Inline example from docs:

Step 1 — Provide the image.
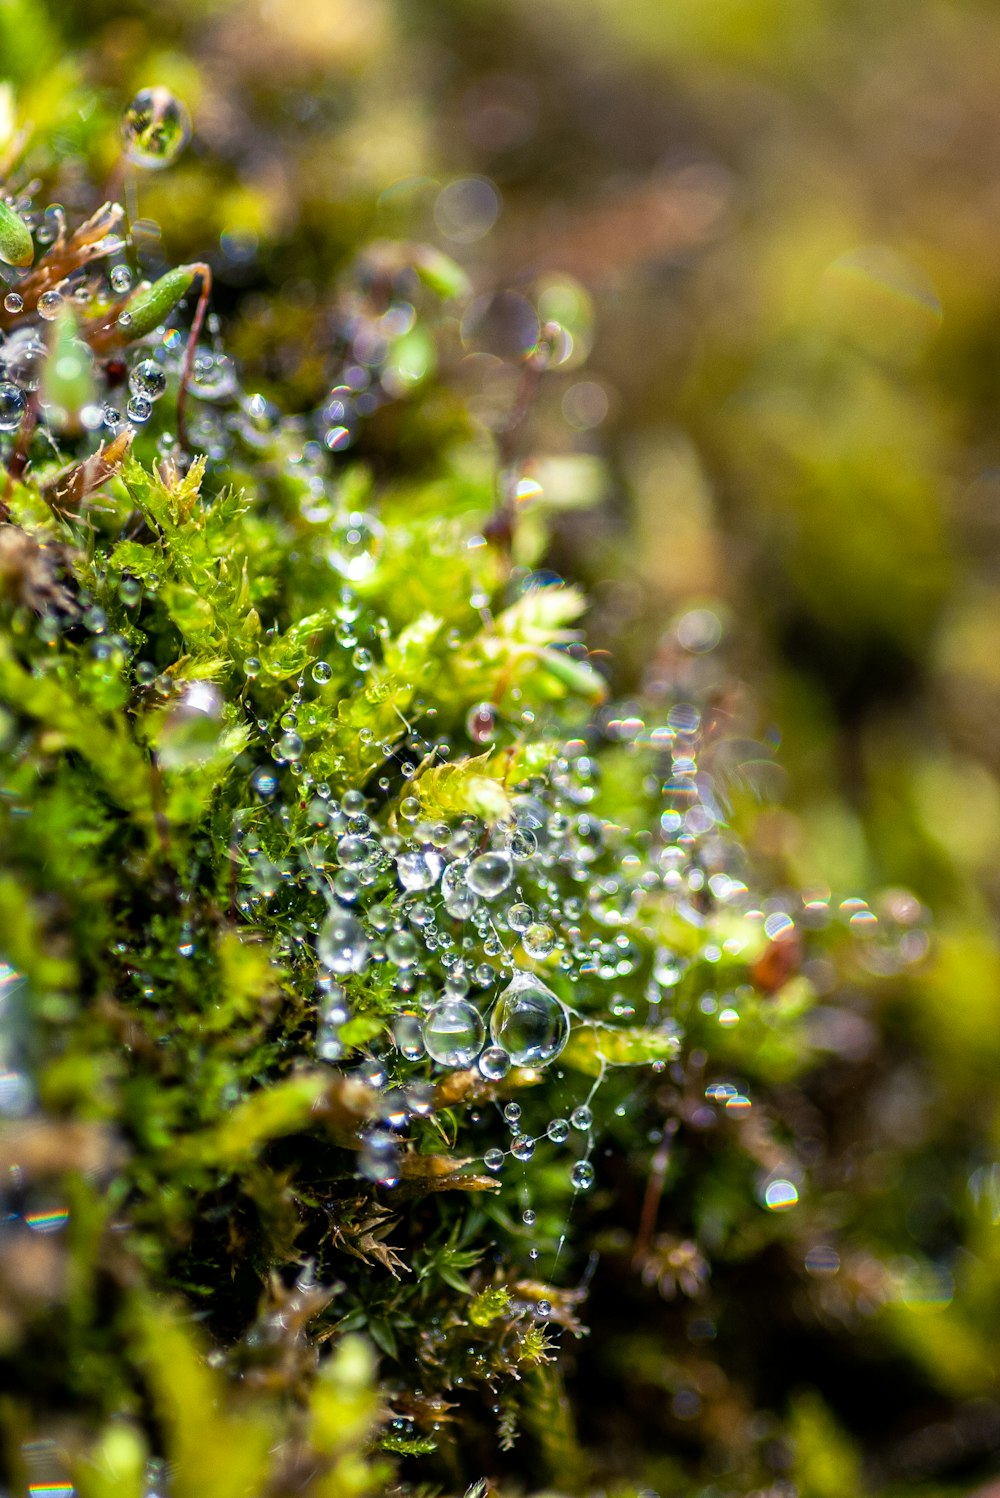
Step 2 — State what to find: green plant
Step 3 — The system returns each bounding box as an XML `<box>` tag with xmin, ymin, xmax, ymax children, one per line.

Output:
<box><xmin>0</xmin><ymin>64</ymin><xmax>963</xmax><ymax>1498</ymax></box>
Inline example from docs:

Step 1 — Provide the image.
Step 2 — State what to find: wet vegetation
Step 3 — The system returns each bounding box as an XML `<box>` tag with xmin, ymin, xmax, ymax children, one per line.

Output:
<box><xmin>2</xmin><ymin>2</ymin><xmax>1000</xmax><ymax>1496</ymax></box>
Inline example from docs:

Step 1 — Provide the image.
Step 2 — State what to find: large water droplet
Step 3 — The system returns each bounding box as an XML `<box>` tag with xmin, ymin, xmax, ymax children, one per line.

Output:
<box><xmin>156</xmin><ymin>682</ymin><xmax>223</xmax><ymax>769</ymax></box>
<box><xmin>122</xmin><ymin>87</ymin><xmax>192</xmax><ymax>169</ymax></box>
<box><xmin>327</xmin><ymin>511</ymin><xmax>384</xmax><ymax>581</ymax></box>
<box><xmin>466</xmin><ymin>851</ymin><xmax>513</xmax><ymax>900</ymax></box>
<box><xmin>0</xmin><ymin>381</ymin><xmax>26</xmax><ymax>432</ymax></box>
<box><xmin>358</xmin><ymin>1127</ymin><xmax>399</xmax><ymax>1186</ymax></box>
<box><xmin>393</xmin><ymin>1010</ymin><xmax>425</xmax><ymax>1060</ymax></box>
<box><xmin>386</xmin><ymin>930</ymin><xmax>420</xmax><ymax>968</ymax></box>
<box><xmin>422</xmin><ymin>998</ymin><xmax>484</xmax><ymax>1067</ymax></box>
<box><xmin>317</xmin><ymin>909</ymin><xmax>370</xmax><ymax>976</ymax></box>
<box><xmin>397</xmin><ymin>848</ymin><xmax>443</xmax><ymax>892</ymax></box>
<box><xmin>489</xmin><ymin>971</ymin><xmax>569</xmax><ymax>1068</ymax></box>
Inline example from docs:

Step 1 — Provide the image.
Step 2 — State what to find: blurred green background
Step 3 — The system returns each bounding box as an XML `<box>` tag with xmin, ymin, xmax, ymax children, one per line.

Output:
<box><xmin>7</xmin><ymin>0</ymin><xmax>1000</xmax><ymax>1491</ymax></box>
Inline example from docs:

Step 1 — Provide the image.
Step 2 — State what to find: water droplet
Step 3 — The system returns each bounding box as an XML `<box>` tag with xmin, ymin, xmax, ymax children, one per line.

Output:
<box><xmin>328</xmin><ymin>511</ymin><xmax>384</xmax><ymax>581</ymax></box>
<box><xmin>490</xmin><ymin>971</ymin><xmax>569</xmax><ymax>1067</ymax></box>
<box><xmin>359</xmin><ymin>1127</ymin><xmax>399</xmax><ymax>1186</ymax></box>
<box><xmin>443</xmin><ymin>862</ymin><xmax>476</xmax><ymax>919</ymax></box>
<box><xmin>478</xmin><ymin>1045</ymin><xmax>511</xmax><ymax>1080</ymax></box>
<box><xmin>127</xmin><ymin>394</ymin><xmax>153</xmax><ymax>423</ymax></box>
<box><xmin>119</xmin><ymin>575</ymin><xmax>142</xmax><ymax>607</ymax></box>
<box><xmin>3</xmin><ymin>328</ymin><xmax>45</xmax><ymax>390</ymax></box>
<box><xmin>570</xmin><ymin>1105</ymin><xmax>592</xmax><ymax>1132</ymax></box>
<box><xmin>422</xmin><ymin>998</ymin><xmax>484</xmax><ymax>1067</ymax></box>
<box><xmin>483</xmin><ymin>1148</ymin><xmax>504</xmax><ymax>1172</ymax></box>
<box><xmin>110</xmin><ymin>265</ymin><xmax>133</xmax><ymax>294</ymax></box>
<box><xmin>311</xmin><ymin>659</ymin><xmax>332</xmax><ymax>683</ymax></box>
<box><xmin>129</xmin><ymin>358</ymin><xmax>167</xmax><ymax>400</ymax></box>
<box><xmin>3</xmin><ymin>292</ymin><xmax>23</xmax><ymax>314</ymax></box>
<box><xmin>0</xmin><ymin>381</ymin><xmax>26</xmax><ymax>431</ymax></box>
<box><xmin>466</xmin><ymin>851</ymin><xmax>513</xmax><ymax>900</ymax></box>
<box><xmin>465</xmin><ymin>701</ymin><xmax>497</xmax><ymax>744</ymax></box>
<box><xmin>317</xmin><ymin>909</ymin><xmax>370</xmax><ymax>976</ymax></box>
<box><xmin>570</xmin><ymin>1160</ymin><xmax>594</xmax><ymax>1190</ymax></box>
<box><xmin>251</xmin><ymin>766</ymin><xmax>277</xmax><ymax>798</ymax></box>
<box><xmin>386</xmin><ymin>930</ymin><xmax>420</xmax><ymax>968</ymax></box>
<box><xmin>804</xmin><ymin>1244</ymin><xmax>840</xmax><ymax>1277</ymax></box>
<box><xmin>503</xmin><ymin>1101</ymin><xmax>521</xmax><ymax>1125</ymax></box>
<box><xmin>653</xmin><ymin>950</ymin><xmax>687</xmax><ymax>988</ymax></box>
<box><xmin>547</xmin><ymin>1117</ymin><xmax>570</xmax><ymax>1143</ymax></box>
<box><xmin>393</xmin><ymin>1010</ymin><xmax>425</xmax><ymax>1060</ymax></box>
<box><xmin>522</xmin><ymin>1208</ymin><xmax>536</xmax><ymax>1226</ymax></box>
<box><xmin>244</xmin><ymin>656</ymin><xmax>261</xmax><ymax>678</ymax></box>
<box><xmin>435</xmin><ymin>177</ymin><xmax>501</xmax><ymax>244</ymax></box>
<box><xmin>510</xmin><ymin>1132</ymin><xmax>535</xmax><ymax>1161</ymax></box>
<box><xmin>763</xmin><ymin>1178</ymin><xmax>799</xmax><ymax>1211</ymax></box>
<box><xmin>522</xmin><ymin>922</ymin><xmax>555</xmax><ymax>958</ymax></box>
<box><xmin>37</xmin><ymin>289</ymin><xmax>62</xmax><ymax>320</ymax></box>
<box><xmin>397</xmin><ymin>848</ymin><xmax>443</xmax><ymax>892</ymax></box>
<box><xmin>157</xmin><ymin>681</ymin><xmax>223</xmax><ymax>768</ymax></box>
<box><xmin>277</xmin><ymin>730</ymin><xmax>304</xmax><ymax>761</ymax></box>
<box><xmin>122</xmin><ymin>87</ymin><xmax>192</xmax><ymax>169</ymax></box>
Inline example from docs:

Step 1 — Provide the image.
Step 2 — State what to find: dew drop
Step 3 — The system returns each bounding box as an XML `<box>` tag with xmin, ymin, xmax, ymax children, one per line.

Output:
<box><xmin>490</xmin><ymin>971</ymin><xmax>569</xmax><ymax>1068</ymax></box>
<box><xmin>547</xmin><ymin>1117</ymin><xmax>570</xmax><ymax>1143</ymax></box>
<box><xmin>311</xmin><ymin>659</ymin><xmax>332</xmax><ymax>684</ymax></box>
<box><xmin>503</xmin><ymin>1102</ymin><xmax>521</xmax><ymax>1125</ymax></box>
<box><xmin>277</xmin><ymin>730</ymin><xmax>304</xmax><ymax>761</ymax></box>
<box><xmin>653</xmin><ymin>950</ymin><xmax>687</xmax><ymax>988</ymax></box>
<box><xmin>763</xmin><ymin>1178</ymin><xmax>799</xmax><ymax>1211</ymax></box>
<box><xmin>37</xmin><ymin>289</ymin><xmax>62</xmax><ymax>321</ymax></box>
<box><xmin>327</xmin><ymin>511</ymin><xmax>384</xmax><ymax>581</ymax></box>
<box><xmin>3</xmin><ymin>292</ymin><xmax>23</xmax><ymax>314</ymax></box>
<box><xmin>422</xmin><ymin>998</ymin><xmax>484</xmax><ymax>1067</ymax></box>
<box><xmin>386</xmin><ymin>930</ymin><xmax>420</xmax><ymax>968</ymax></box>
<box><xmin>127</xmin><ymin>395</ymin><xmax>153</xmax><ymax>423</ymax></box>
<box><xmin>522</xmin><ymin>922</ymin><xmax>555</xmax><ymax>959</ymax></box>
<box><xmin>251</xmin><ymin>766</ymin><xmax>277</xmax><ymax>798</ymax></box>
<box><xmin>570</xmin><ymin>1160</ymin><xmax>595</xmax><ymax>1191</ymax></box>
<box><xmin>465</xmin><ymin>701</ymin><xmax>497</xmax><ymax>744</ymax></box>
<box><xmin>466</xmin><ymin>851</ymin><xmax>513</xmax><ymax>900</ymax></box>
<box><xmin>393</xmin><ymin>1010</ymin><xmax>425</xmax><ymax>1060</ymax></box>
<box><xmin>478</xmin><ymin>1045</ymin><xmax>511</xmax><ymax>1080</ymax></box>
<box><xmin>129</xmin><ymin>358</ymin><xmax>167</xmax><ymax>400</ymax></box>
<box><xmin>0</xmin><ymin>382</ymin><xmax>26</xmax><ymax>431</ymax></box>
<box><xmin>510</xmin><ymin>1132</ymin><xmax>535</xmax><ymax>1162</ymax></box>
<box><xmin>483</xmin><ymin>1148</ymin><xmax>504</xmax><ymax>1172</ymax></box>
<box><xmin>358</xmin><ymin>1127</ymin><xmax>399</xmax><ymax>1186</ymax></box>
<box><xmin>317</xmin><ymin>909</ymin><xmax>370</xmax><ymax>976</ymax></box>
<box><xmin>570</xmin><ymin>1105</ymin><xmax>592</xmax><ymax>1131</ymax></box>
<box><xmin>122</xmin><ymin>87</ymin><xmax>192</xmax><ymax>169</ymax></box>
<box><xmin>397</xmin><ymin>848</ymin><xmax>443</xmax><ymax>892</ymax></box>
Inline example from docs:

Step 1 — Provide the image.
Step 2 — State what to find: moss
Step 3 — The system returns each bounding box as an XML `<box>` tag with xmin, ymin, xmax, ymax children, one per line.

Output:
<box><xmin>0</xmin><ymin>30</ymin><xmax>993</xmax><ymax>1498</ymax></box>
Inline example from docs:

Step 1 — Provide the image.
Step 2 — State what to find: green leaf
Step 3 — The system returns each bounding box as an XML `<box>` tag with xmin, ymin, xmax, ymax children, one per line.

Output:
<box><xmin>0</xmin><ymin>197</ymin><xmax>33</xmax><ymax>266</ymax></box>
<box><xmin>121</xmin><ymin>264</ymin><xmax>198</xmax><ymax>341</ymax></box>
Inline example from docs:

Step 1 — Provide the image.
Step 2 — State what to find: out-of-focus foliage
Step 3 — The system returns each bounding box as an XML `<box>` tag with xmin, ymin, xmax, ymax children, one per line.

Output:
<box><xmin>1</xmin><ymin>1</ymin><xmax>1000</xmax><ymax>1496</ymax></box>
